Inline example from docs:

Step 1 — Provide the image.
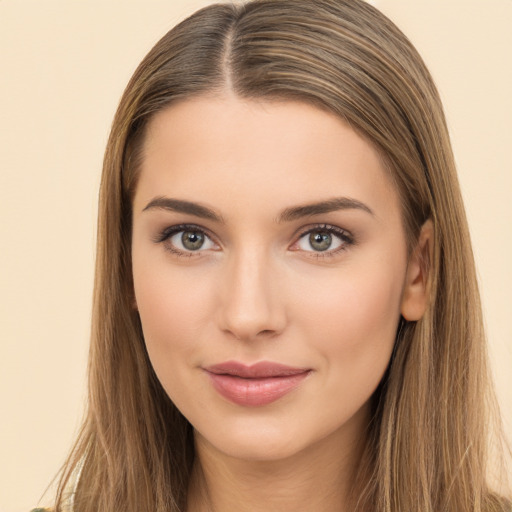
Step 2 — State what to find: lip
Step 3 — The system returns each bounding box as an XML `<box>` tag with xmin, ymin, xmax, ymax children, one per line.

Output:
<box><xmin>204</xmin><ymin>361</ymin><xmax>311</xmax><ymax>407</ymax></box>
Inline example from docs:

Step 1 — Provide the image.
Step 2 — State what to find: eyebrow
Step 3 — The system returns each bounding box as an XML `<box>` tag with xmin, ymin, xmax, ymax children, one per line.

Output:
<box><xmin>142</xmin><ymin>197</ymin><xmax>224</xmax><ymax>222</ymax></box>
<box><xmin>142</xmin><ymin>196</ymin><xmax>373</xmax><ymax>223</ymax></box>
<box><xmin>277</xmin><ymin>197</ymin><xmax>374</xmax><ymax>222</ymax></box>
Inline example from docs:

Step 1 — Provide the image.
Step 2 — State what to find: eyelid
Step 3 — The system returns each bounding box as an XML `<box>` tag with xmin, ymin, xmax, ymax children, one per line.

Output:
<box><xmin>153</xmin><ymin>223</ymin><xmax>220</xmax><ymax>256</ymax></box>
<box><xmin>153</xmin><ymin>222</ymin><xmax>354</xmax><ymax>258</ymax></box>
<box><xmin>289</xmin><ymin>223</ymin><xmax>354</xmax><ymax>255</ymax></box>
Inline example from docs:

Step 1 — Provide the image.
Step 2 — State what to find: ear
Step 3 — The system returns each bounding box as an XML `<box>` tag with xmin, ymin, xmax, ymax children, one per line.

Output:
<box><xmin>400</xmin><ymin>219</ymin><xmax>434</xmax><ymax>321</ymax></box>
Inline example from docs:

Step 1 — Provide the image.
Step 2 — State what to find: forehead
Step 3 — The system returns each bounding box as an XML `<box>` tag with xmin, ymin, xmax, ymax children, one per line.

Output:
<box><xmin>135</xmin><ymin>95</ymin><xmax>400</xmax><ymax>223</ymax></box>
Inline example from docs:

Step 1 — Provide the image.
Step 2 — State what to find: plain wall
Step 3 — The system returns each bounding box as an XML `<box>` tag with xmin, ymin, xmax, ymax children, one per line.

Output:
<box><xmin>1</xmin><ymin>1</ymin><xmax>510</xmax><ymax>510</ymax></box>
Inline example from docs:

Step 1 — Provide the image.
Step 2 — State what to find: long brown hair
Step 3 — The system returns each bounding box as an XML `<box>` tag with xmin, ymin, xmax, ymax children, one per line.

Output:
<box><xmin>54</xmin><ymin>1</ymin><xmax>510</xmax><ymax>510</ymax></box>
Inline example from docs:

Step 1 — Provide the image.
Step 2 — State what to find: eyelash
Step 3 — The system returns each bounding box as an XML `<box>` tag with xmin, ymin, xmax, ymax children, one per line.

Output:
<box><xmin>153</xmin><ymin>223</ymin><xmax>354</xmax><ymax>259</ymax></box>
<box><xmin>153</xmin><ymin>223</ymin><xmax>218</xmax><ymax>258</ymax></box>
<box><xmin>293</xmin><ymin>224</ymin><xmax>354</xmax><ymax>259</ymax></box>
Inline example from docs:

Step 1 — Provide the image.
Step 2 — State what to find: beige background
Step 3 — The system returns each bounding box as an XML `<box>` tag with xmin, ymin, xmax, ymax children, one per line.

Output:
<box><xmin>1</xmin><ymin>1</ymin><xmax>510</xmax><ymax>510</ymax></box>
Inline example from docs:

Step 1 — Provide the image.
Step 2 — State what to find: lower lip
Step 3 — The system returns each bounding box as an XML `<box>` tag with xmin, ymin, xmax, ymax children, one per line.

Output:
<box><xmin>206</xmin><ymin>371</ymin><xmax>310</xmax><ymax>407</ymax></box>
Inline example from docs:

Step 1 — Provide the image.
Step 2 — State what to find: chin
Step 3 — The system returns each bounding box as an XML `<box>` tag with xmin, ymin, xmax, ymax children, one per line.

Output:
<box><xmin>197</xmin><ymin>424</ymin><xmax>311</xmax><ymax>462</ymax></box>
<box><xmin>193</xmin><ymin>403</ymin><xmax>367</xmax><ymax>464</ymax></box>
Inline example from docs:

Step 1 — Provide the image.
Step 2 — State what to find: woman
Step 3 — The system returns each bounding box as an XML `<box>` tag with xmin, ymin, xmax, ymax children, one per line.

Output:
<box><xmin>46</xmin><ymin>0</ymin><xmax>510</xmax><ymax>510</ymax></box>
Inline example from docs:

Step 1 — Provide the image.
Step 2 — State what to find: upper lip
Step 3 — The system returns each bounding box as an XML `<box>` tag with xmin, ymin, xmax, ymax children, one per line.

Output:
<box><xmin>204</xmin><ymin>360</ymin><xmax>310</xmax><ymax>378</ymax></box>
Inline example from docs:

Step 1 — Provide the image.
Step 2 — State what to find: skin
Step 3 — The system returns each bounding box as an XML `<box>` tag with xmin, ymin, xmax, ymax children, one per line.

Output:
<box><xmin>131</xmin><ymin>95</ymin><xmax>431</xmax><ymax>511</ymax></box>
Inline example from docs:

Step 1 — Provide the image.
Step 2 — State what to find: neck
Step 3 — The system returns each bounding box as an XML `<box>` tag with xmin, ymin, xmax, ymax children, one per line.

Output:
<box><xmin>187</xmin><ymin>406</ymin><xmax>369</xmax><ymax>512</ymax></box>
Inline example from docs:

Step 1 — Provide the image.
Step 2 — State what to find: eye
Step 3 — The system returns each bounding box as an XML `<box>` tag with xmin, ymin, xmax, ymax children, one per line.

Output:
<box><xmin>293</xmin><ymin>225</ymin><xmax>353</xmax><ymax>254</ymax></box>
<box><xmin>170</xmin><ymin>230</ymin><xmax>215</xmax><ymax>251</ymax></box>
<box><xmin>155</xmin><ymin>224</ymin><xmax>218</xmax><ymax>255</ymax></box>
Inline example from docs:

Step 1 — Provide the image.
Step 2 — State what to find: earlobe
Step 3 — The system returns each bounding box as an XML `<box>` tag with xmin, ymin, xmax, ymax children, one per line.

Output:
<box><xmin>400</xmin><ymin>219</ymin><xmax>434</xmax><ymax>321</ymax></box>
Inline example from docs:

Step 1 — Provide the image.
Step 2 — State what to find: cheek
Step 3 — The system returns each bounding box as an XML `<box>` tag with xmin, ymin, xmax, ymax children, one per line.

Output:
<box><xmin>316</xmin><ymin>276</ymin><xmax>401</xmax><ymax>348</ymax></box>
<box><xmin>132</xmin><ymin>262</ymin><xmax>215</xmax><ymax>377</ymax></box>
<box><xmin>293</xmin><ymin>258</ymin><xmax>404</xmax><ymax>395</ymax></box>
<box><xmin>297</xmin><ymin>256</ymin><xmax>402</xmax><ymax>330</ymax></box>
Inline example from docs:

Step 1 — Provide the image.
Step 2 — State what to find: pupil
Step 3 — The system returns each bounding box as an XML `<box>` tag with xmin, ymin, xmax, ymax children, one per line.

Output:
<box><xmin>182</xmin><ymin>231</ymin><xmax>204</xmax><ymax>250</ymax></box>
<box><xmin>309</xmin><ymin>232</ymin><xmax>331</xmax><ymax>251</ymax></box>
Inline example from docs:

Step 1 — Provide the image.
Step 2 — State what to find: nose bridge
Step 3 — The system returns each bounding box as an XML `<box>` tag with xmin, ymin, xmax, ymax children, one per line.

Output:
<box><xmin>218</xmin><ymin>243</ymin><xmax>284</xmax><ymax>341</ymax></box>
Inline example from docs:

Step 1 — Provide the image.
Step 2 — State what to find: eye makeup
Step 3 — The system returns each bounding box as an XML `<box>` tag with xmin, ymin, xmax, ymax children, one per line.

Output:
<box><xmin>291</xmin><ymin>224</ymin><xmax>354</xmax><ymax>258</ymax></box>
<box><xmin>152</xmin><ymin>223</ymin><xmax>219</xmax><ymax>257</ymax></box>
<box><xmin>152</xmin><ymin>222</ymin><xmax>355</xmax><ymax>260</ymax></box>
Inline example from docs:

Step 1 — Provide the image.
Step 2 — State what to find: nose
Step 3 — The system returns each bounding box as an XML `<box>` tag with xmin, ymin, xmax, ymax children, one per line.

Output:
<box><xmin>217</xmin><ymin>248</ymin><xmax>287</xmax><ymax>342</ymax></box>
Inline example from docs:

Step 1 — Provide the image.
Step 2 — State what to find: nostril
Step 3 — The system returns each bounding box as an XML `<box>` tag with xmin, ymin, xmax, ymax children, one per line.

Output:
<box><xmin>226</xmin><ymin>328</ymin><xmax>278</xmax><ymax>341</ymax></box>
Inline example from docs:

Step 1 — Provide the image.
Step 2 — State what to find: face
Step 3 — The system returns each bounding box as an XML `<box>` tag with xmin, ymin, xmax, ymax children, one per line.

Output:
<box><xmin>131</xmin><ymin>96</ymin><xmax>422</xmax><ymax>463</ymax></box>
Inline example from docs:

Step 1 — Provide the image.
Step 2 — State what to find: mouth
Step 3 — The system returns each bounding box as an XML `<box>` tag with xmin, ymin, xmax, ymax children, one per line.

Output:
<box><xmin>203</xmin><ymin>361</ymin><xmax>312</xmax><ymax>407</ymax></box>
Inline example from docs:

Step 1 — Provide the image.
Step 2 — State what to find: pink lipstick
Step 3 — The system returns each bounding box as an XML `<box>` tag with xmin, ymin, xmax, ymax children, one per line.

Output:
<box><xmin>204</xmin><ymin>361</ymin><xmax>311</xmax><ymax>407</ymax></box>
